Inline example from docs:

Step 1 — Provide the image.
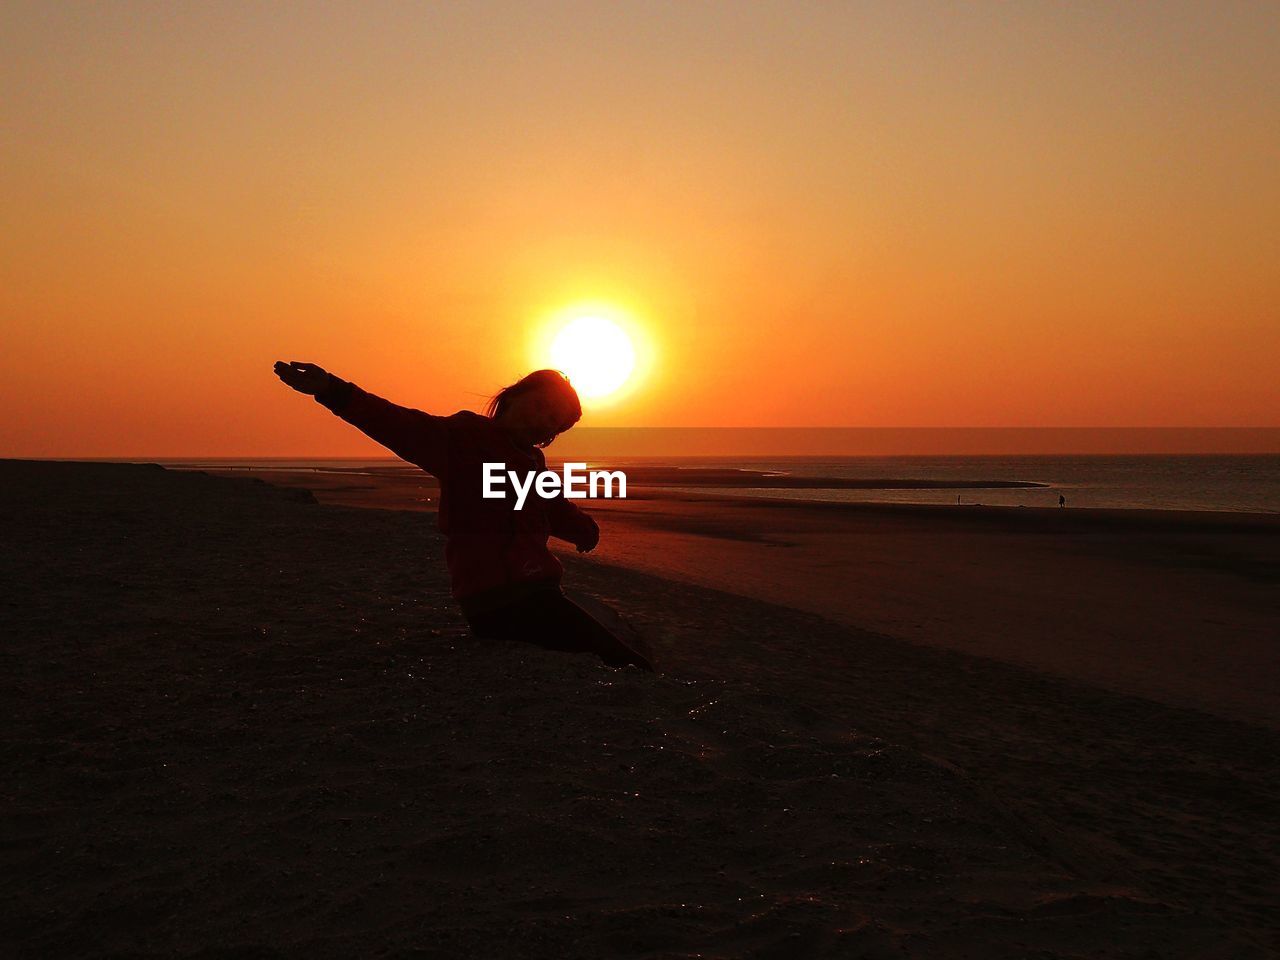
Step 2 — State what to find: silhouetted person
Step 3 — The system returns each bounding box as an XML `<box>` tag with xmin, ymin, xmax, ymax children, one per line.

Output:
<box><xmin>273</xmin><ymin>360</ymin><xmax>653</xmax><ymax>671</ymax></box>
<box><xmin>1059</xmin><ymin>494</ymin><xmax>1066</xmax><ymax>508</ymax></box>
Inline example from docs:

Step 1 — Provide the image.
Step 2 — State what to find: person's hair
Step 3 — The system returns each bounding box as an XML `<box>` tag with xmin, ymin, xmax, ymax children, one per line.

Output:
<box><xmin>485</xmin><ymin>369</ymin><xmax>582</xmax><ymax>447</ymax></box>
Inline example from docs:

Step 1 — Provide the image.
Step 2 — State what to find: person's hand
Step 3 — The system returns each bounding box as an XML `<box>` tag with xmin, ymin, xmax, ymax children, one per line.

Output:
<box><xmin>576</xmin><ymin>515</ymin><xmax>600</xmax><ymax>553</ymax></box>
<box><xmin>274</xmin><ymin>360</ymin><xmax>331</xmax><ymax>396</ymax></box>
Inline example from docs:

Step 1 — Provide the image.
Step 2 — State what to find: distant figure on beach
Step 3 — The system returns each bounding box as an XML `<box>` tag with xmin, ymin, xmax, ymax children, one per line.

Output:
<box><xmin>1059</xmin><ymin>494</ymin><xmax>1066</xmax><ymax>508</ymax></box>
<box><xmin>273</xmin><ymin>360</ymin><xmax>654</xmax><ymax>671</ymax></box>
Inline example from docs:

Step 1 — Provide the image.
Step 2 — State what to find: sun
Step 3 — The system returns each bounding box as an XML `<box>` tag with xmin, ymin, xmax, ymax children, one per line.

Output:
<box><xmin>548</xmin><ymin>315</ymin><xmax>636</xmax><ymax>400</ymax></box>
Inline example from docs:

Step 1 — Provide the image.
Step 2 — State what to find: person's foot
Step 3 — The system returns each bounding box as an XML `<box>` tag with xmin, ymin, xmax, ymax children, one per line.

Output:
<box><xmin>602</xmin><ymin>644</ymin><xmax>655</xmax><ymax>672</ymax></box>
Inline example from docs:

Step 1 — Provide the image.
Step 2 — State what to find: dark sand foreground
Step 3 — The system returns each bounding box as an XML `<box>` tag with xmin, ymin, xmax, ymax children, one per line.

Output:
<box><xmin>3</xmin><ymin>460</ymin><xmax>1278</xmax><ymax>957</ymax></box>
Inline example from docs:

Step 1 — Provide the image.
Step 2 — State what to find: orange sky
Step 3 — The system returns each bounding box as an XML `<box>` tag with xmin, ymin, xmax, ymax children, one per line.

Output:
<box><xmin>2</xmin><ymin>2</ymin><xmax>1277</xmax><ymax>457</ymax></box>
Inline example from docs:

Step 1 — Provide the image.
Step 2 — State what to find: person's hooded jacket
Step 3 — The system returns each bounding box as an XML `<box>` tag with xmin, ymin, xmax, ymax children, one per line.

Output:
<box><xmin>315</xmin><ymin>377</ymin><xmax>599</xmax><ymax>618</ymax></box>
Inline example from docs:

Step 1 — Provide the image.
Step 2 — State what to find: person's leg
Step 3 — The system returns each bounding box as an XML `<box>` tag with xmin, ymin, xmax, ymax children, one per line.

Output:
<box><xmin>467</xmin><ymin>587</ymin><xmax>654</xmax><ymax>671</ymax></box>
<box><xmin>524</xmin><ymin>589</ymin><xmax>655</xmax><ymax>671</ymax></box>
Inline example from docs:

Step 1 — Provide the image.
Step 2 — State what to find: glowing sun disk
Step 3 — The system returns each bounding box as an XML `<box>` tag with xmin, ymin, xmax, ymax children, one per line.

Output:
<box><xmin>549</xmin><ymin>316</ymin><xmax>636</xmax><ymax>399</ymax></box>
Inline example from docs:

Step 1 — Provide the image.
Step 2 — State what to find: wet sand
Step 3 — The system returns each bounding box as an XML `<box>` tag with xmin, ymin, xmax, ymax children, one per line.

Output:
<box><xmin>3</xmin><ymin>460</ymin><xmax>1277</xmax><ymax>957</ymax></box>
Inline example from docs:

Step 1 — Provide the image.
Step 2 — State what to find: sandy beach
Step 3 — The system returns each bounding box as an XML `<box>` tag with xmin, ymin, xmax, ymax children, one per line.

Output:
<box><xmin>3</xmin><ymin>460</ymin><xmax>1277</xmax><ymax>957</ymax></box>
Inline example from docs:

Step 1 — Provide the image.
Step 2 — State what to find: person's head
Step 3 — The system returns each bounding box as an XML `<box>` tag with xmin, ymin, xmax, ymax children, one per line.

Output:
<box><xmin>486</xmin><ymin>369</ymin><xmax>582</xmax><ymax>448</ymax></box>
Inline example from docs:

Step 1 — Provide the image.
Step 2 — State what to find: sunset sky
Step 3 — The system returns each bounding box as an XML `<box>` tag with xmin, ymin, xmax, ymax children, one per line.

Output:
<box><xmin>2</xmin><ymin>1</ymin><xmax>1277</xmax><ymax>457</ymax></box>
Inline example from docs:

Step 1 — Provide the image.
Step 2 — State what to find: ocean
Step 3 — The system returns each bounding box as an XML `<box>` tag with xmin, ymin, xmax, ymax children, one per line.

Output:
<box><xmin>638</xmin><ymin>455</ymin><xmax>1280</xmax><ymax>513</ymax></box>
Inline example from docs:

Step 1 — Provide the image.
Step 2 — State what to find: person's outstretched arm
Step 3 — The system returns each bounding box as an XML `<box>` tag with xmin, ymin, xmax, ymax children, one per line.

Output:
<box><xmin>273</xmin><ymin>360</ymin><xmax>449</xmax><ymax>476</ymax></box>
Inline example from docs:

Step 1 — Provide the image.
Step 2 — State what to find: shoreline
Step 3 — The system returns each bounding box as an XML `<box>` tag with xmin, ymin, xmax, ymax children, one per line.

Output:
<box><xmin>24</xmin><ymin>455</ymin><xmax>1280</xmax><ymax>517</ymax></box>
<box><xmin>622</xmin><ymin>488</ymin><xmax>1280</xmax><ymax>529</ymax></box>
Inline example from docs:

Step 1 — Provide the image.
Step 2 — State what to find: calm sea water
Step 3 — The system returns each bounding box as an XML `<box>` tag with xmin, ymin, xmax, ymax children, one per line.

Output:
<box><xmin>160</xmin><ymin>455</ymin><xmax>1280</xmax><ymax>514</ymax></box>
<box><xmin>642</xmin><ymin>455</ymin><xmax>1280</xmax><ymax>513</ymax></box>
